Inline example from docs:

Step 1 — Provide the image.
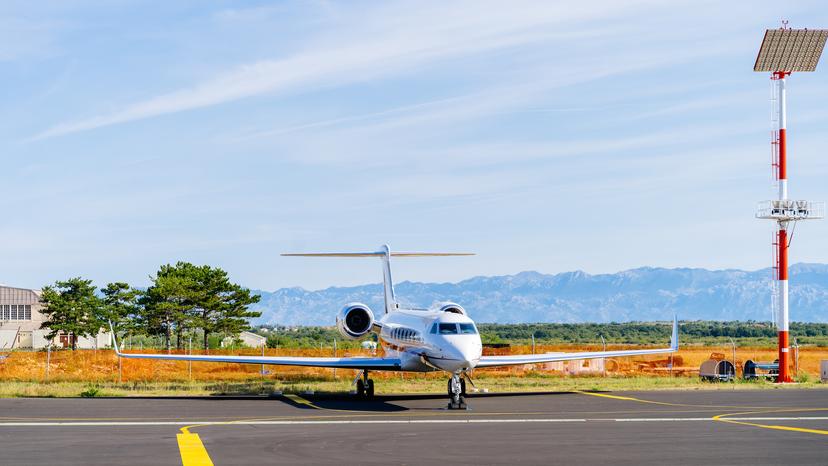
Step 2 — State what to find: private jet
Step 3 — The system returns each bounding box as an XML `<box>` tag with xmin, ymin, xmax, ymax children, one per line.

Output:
<box><xmin>110</xmin><ymin>245</ymin><xmax>678</xmax><ymax>409</ymax></box>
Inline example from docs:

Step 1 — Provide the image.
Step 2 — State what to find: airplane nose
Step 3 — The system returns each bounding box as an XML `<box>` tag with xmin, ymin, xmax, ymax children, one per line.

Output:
<box><xmin>456</xmin><ymin>346</ymin><xmax>481</xmax><ymax>369</ymax></box>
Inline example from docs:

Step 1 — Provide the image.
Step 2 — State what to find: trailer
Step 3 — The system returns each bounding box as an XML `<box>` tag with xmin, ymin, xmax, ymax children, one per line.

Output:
<box><xmin>743</xmin><ymin>360</ymin><xmax>779</xmax><ymax>380</ymax></box>
<box><xmin>699</xmin><ymin>359</ymin><xmax>735</xmax><ymax>382</ymax></box>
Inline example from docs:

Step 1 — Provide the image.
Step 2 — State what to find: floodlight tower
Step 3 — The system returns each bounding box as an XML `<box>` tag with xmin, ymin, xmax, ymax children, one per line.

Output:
<box><xmin>754</xmin><ymin>26</ymin><xmax>828</xmax><ymax>383</ymax></box>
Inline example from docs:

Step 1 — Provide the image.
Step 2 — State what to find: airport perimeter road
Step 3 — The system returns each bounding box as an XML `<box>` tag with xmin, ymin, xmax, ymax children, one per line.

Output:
<box><xmin>0</xmin><ymin>390</ymin><xmax>826</xmax><ymax>465</ymax></box>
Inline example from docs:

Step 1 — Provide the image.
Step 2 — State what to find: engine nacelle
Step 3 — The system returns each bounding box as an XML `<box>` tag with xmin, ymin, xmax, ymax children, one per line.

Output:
<box><xmin>437</xmin><ymin>302</ymin><xmax>467</xmax><ymax>316</ymax></box>
<box><xmin>336</xmin><ymin>303</ymin><xmax>375</xmax><ymax>340</ymax></box>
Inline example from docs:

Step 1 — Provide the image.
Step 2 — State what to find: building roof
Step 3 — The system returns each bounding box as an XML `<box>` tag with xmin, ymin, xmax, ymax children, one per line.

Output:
<box><xmin>239</xmin><ymin>331</ymin><xmax>266</xmax><ymax>341</ymax></box>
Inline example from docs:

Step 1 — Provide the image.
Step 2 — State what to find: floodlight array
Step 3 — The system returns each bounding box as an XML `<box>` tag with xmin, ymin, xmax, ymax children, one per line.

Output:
<box><xmin>754</xmin><ymin>28</ymin><xmax>828</xmax><ymax>72</ymax></box>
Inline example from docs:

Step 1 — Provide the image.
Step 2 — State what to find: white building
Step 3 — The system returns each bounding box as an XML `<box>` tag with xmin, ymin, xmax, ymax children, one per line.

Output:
<box><xmin>0</xmin><ymin>285</ymin><xmax>111</xmax><ymax>349</ymax></box>
<box><xmin>222</xmin><ymin>331</ymin><xmax>266</xmax><ymax>348</ymax></box>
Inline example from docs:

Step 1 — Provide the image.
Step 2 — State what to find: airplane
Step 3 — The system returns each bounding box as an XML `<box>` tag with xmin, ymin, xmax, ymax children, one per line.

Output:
<box><xmin>110</xmin><ymin>245</ymin><xmax>679</xmax><ymax>409</ymax></box>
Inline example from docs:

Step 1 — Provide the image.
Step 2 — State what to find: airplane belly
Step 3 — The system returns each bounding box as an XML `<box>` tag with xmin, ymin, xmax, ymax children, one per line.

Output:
<box><xmin>400</xmin><ymin>352</ymin><xmax>437</xmax><ymax>372</ymax></box>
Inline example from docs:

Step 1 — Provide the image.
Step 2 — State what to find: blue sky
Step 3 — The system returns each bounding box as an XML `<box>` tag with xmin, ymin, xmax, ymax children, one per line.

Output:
<box><xmin>2</xmin><ymin>1</ymin><xmax>828</xmax><ymax>291</ymax></box>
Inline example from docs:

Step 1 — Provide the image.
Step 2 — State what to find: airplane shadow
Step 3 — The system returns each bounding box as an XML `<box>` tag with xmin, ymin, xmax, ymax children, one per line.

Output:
<box><xmin>290</xmin><ymin>390</ymin><xmax>579</xmax><ymax>412</ymax></box>
<box><xmin>80</xmin><ymin>390</ymin><xmax>583</xmax><ymax>413</ymax></box>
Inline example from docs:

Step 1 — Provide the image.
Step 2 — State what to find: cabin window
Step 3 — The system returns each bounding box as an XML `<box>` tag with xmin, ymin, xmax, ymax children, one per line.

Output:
<box><xmin>459</xmin><ymin>323</ymin><xmax>477</xmax><ymax>335</ymax></box>
<box><xmin>438</xmin><ymin>323</ymin><xmax>458</xmax><ymax>335</ymax></box>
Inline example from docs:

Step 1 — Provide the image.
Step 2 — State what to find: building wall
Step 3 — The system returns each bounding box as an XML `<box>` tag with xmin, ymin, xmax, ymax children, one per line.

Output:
<box><xmin>0</xmin><ymin>286</ymin><xmax>46</xmax><ymax>348</ymax></box>
<box><xmin>222</xmin><ymin>331</ymin><xmax>266</xmax><ymax>348</ymax></box>
<box><xmin>0</xmin><ymin>285</ymin><xmax>110</xmax><ymax>349</ymax></box>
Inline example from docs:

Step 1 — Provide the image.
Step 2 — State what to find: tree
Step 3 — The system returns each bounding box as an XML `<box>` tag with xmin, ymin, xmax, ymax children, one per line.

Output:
<box><xmin>213</xmin><ymin>284</ymin><xmax>261</xmax><ymax>342</ymax></box>
<box><xmin>188</xmin><ymin>265</ymin><xmax>261</xmax><ymax>351</ymax></box>
<box><xmin>139</xmin><ymin>262</ymin><xmax>261</xmax><ymax>353</ymax></box>
<box><xmin>101</xmin><ymin>282</ymin><xmax>143</xmax><ymax>341</ymax></box>
<box><xmin>140</xmin><ymin>264</ymin><xmax>195</xmax><ymax>353</ymax></box>
<box><xmin>39</xmin><ymin>278</ymin><xmax>104</xmax><ymax>350</ymax></box>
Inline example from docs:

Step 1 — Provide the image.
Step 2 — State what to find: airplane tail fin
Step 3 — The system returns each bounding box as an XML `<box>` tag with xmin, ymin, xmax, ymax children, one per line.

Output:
<box><xmin>282</xmin><ymin>245</ymin><xmax>474</xmax><ymax>314</ymax></box>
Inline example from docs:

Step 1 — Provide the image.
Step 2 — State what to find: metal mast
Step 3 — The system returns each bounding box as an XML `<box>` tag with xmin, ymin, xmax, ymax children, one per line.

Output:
<box><xmin>754</xmin><ymin>25</ymin><xmax>827</xmax><ymax>383</ymax></box>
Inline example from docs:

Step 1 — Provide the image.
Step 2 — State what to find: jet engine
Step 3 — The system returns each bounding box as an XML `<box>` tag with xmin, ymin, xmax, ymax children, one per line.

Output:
<box><xmin>336</xmin><ymin>303</ymin><xmax>375</xmax><ymax>339</ymax></box>
<box><xmin>437</xmin><ymin>302</ymin><xmax>467</xmax><ymax>316</ymax></box>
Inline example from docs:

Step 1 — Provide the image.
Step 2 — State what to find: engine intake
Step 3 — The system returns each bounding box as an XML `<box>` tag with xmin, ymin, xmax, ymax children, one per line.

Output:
<box><xmin>337</xmin><ymin>303</ymin><xmax>375</xmax><ymax>339</ymax></box>
<box><xmin>438</xmin><ymin>302</ymin><xmax>467</xmax><ymax>316</ymax></box>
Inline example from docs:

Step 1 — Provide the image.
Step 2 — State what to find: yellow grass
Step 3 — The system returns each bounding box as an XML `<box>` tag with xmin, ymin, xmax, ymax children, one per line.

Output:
<box><xmin>0</xmin><ymin>344</ymin><xmax>824</xmax><ymax>397</ymax></box>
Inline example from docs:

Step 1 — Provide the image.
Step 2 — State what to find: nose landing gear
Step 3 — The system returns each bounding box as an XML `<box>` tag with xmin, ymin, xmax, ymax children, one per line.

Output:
<box><xmin>447</xmin><ymin>373</ymin><xmax>468</xmax><ymax>410</ymax></box>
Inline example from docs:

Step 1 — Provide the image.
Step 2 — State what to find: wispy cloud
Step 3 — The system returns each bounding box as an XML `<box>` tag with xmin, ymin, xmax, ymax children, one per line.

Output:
<box><xmin>32</xmin><ymin>0</ymin><xmax>663</xmax><ymax>140</ymax></box>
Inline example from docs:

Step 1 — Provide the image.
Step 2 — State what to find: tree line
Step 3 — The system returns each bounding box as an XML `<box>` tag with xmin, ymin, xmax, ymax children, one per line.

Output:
<box><xmin>476</xmin><ymin>320</ymin><xmax>828</xmax><ymax>345</ymax></box>
<box><xmin>40</xmin><ymin>262</ymin><xmax>261</xmax><ymax>351</ymax></box>
<box><xmin>249</xmin><ymin>321</ymin><xmax>828</xmax><ymax>349</ymax></box>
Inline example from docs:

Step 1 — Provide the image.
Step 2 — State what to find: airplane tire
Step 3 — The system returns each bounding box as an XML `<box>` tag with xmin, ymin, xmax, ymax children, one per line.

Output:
<box><xmin>366</xmin><ymin>379</ymin><xmax>375</xmax><ymax>398</ymax></box>
<box><xmin>356</xmin><ymin>379</ymin><xmax>366</xmax><ymax>397</ymax></box>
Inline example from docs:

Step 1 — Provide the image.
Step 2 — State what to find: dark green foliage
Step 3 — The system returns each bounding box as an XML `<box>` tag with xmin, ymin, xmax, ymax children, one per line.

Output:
<box><xmin>101</xmin><ymin>282</ymin><xmax>142</xmax><ymax>335</ymax></box>
<box><xmin>43</xmin><ymin>264</ymin><xmax>261</xmax><ymax>351</ymax></box>
<box><xmin>80</xmin><ymin>386</ymin><xmax>101</xmax><ymax>397</ymax></box>
<box><xmin>477</xmin><ymin>321</ymin><xmax>828</xmax><ymax>345</ymax></box>
<box><xmin>137</xmin><ymin>262</ymin><xmax>262</xmax><ymax>351</ymax></box>
<box><xmin>39</xmin><ymin>278</ymin><xmax>105</xmax><ymax>350</ymax></box>
<box><xmin>252</xmin><ymin>321</ymin><xmax>828</xmax><ymax>348</ymax></box>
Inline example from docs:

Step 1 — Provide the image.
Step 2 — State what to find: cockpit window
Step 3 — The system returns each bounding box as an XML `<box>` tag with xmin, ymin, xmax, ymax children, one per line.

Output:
<box><xmin>430</xmin><ymin>323</ymin><xmax>438</xmax><ymax>334</ymax></box>
<box><xmin>459</xmin><ymin>323</ymin><xmax>477</xmax><ymax>335</ymax></box>
<box><xmin>438</xmin><ymin>323</ymin><xmax>458</xmax><ymax>335</ymax></box>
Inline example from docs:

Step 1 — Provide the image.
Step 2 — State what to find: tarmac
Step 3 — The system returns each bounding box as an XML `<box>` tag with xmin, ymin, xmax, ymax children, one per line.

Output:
<box><xmin>0</xmin><ymin>389</ymin><xmax>826</xmax><ymax>465</ymax></box>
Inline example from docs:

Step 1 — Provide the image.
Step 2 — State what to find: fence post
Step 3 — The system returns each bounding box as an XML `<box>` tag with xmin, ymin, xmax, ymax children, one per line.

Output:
<box><xmin>45</xmin><ymin>342</ymin><xmax>51</xmax><ymax>381</ymax></box>
<box><xmin>793</xmin><ymin>337</ymin><xmax>799</xmax><ymax>378</ymax></box>
<box><xmin>600</xmin><ymin>335</ymin><xmax>607</xmax><ymax>376</ymax></box>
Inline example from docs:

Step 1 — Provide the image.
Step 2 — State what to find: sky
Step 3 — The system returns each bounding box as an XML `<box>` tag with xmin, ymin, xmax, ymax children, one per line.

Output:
<box><xmin>2</xmin><ymin>1</ymin><xmax>828</xmax><ymax>291</ymax></box>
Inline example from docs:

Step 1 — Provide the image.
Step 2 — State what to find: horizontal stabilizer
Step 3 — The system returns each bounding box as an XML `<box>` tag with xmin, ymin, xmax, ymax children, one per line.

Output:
<box><xmin>282</xmin><ymin>252</ymin><xmax>474</xmax><ymax>257</ymax></box>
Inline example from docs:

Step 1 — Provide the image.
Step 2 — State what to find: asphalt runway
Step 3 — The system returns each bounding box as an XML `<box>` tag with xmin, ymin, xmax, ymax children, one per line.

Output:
<box><xmin>0</xmin><ymin>389</ymin><xmax>826</xmax><ymax>465</ymax></box>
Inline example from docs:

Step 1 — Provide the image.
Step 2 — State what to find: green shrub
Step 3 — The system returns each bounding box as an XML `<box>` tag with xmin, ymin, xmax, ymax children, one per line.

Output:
<box><xmin>80</xmin><ymin>386</ymin><xmax>101</xmax><ymax>397</ymax></box>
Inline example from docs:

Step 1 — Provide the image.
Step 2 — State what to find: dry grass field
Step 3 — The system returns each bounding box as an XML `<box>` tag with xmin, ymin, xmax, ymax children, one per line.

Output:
<box><xmin>0</xmin><ymin>344</ymin><xmax>824</xmax><ymax>397</ymax></box>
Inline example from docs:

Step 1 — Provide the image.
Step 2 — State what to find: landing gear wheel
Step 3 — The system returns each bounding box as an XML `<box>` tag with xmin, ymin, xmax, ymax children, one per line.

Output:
<box><xmin>447</xmin><ymin>374</ymin><xmax>468</xmax><ymax>410</ymax></box>
<box><xmin>356</xmin><ymin>379</ymin><xmax>366</xmax><ymax>397</ymax></box>
<box><xmin>460</xmin><ymin>377</ymin><xmax>467</xmax><ymax>397</ymax></box>
<box><xmin>366</xmin><ymin>379</ymin><xmax>375</xmax><ymax>398</ymax></box>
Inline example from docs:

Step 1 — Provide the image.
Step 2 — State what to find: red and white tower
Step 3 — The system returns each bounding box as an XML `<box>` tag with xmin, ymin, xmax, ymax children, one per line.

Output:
<box><xmin>754</xmin><ymin>26</ymin><xmax>827</xmax><ymax>383</ymax></box>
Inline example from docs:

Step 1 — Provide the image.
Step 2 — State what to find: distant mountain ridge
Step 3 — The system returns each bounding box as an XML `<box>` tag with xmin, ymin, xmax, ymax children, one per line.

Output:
<box><xmin>249</xmin><ymin>263</ymin><xmax>828</xmax><ymax>326</ymax></box>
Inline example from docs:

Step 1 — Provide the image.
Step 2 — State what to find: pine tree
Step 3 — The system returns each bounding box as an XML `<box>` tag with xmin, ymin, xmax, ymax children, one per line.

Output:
<box><xmin>39</xmin><ymin>278</ymin><xmax>104</xmax><ymax>350</ymax></box>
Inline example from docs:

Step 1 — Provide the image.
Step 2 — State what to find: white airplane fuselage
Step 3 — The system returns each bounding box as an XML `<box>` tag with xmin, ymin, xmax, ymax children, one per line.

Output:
<box><xmin>376</xmin><ymin>308</ymin><xmax>483</xmax><ymax>374</ymax></box>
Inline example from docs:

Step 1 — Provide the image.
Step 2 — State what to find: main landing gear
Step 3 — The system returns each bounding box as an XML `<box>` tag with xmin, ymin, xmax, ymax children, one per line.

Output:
<box><xmin>447</xmin><ymin>373</ymin><xmax>468</xmax><ymax>410</ymax></box>
<box><xmin>354</xmin><ymin>370</ymin><xmax>375</xmax><ymax>399</ymax></box>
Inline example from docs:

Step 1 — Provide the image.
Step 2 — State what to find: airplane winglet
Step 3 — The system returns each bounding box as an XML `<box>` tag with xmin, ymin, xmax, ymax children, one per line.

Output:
<box><xmin>108</xmin><ymin>320</ymin><xmax>122</xmax><ymax>356</ymax></box>
<box><xmin>670</xmin><ymin>315</ymin><xmax>679</xmax><ymax>351</ymax></box>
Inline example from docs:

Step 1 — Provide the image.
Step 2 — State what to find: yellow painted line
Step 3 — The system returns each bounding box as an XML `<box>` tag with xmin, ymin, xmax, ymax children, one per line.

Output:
<box><xmin>176</xmin><ymin>432</ymin><xmax>214</xmax><ymax>466</ymax></box>
<box><xmin>574</xmin><ymin>391</ymin><xmax>687</xmax><ymax>407</ymax></box>
<box><xmin>284</xmin><ymin>394</ymin><xmax>322</xmax><ymax>409</ymax></box>
<box><xmin>713</xmin><ymin>408</ymin><xmax>828</xmax><ymax>437</ymax></box>
<box><xmin>576</xmin><ymin>390</ymin><xmax>828</xmax><ymax>437</ymax></box>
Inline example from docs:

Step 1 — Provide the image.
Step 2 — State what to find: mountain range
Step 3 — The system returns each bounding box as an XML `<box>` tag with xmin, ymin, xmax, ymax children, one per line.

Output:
<box><xmin>249</xmin><ymin>263</ymin><xmax>828</xmax><ymax>326</ymax></box>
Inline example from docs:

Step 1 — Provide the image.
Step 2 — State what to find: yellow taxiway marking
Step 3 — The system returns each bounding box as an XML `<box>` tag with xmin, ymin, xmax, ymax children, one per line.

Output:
<box><xmin>176</xmin><ymin>431</ymin><xmax>214</xmax><ymax>466</ymax></box>
<box><xmin>713</xmin><ymin>408</ymin><xmax>828</xmax><ymax>437</ymax></box>
<box><xmin>574</xmin><ymin>391</ymin><xmax>685</xmax><ymax>406</ymax></box>
<box><xmin>284</xmin><ymin>394</ymin><xmax>322</xmax><ymax>409</ymax></box>
<box><xmin>576</xmin><ymin>391</ymin><xmax>828</xmax><ymax>437</ymax></box>
<box><xmin>174</xmin><ymin>396</ymin><xmax>329</xmax><ymax>466</ymax></box>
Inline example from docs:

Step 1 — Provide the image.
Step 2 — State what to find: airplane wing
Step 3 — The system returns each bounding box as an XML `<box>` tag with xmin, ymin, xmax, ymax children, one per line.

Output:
<box><xmin>109</xmin><ymin>324</ymin><xmax>401</xmax><ymax>371</ymax></box>
<box><xmin>476</xmin><ymin>316</ymin><xmax>679</xmax><ymax>369</ymax></box>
